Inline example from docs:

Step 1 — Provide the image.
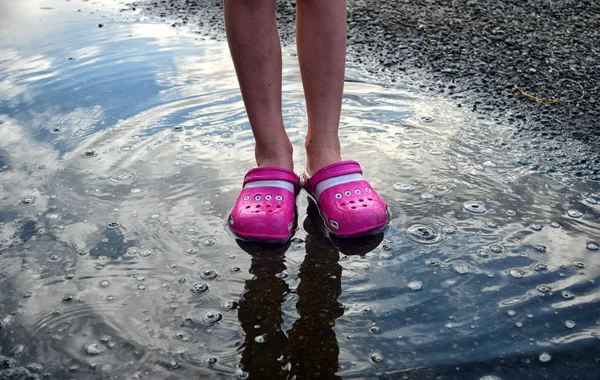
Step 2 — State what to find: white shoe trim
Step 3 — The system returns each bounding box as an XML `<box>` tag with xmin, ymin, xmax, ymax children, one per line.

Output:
<box><xmin>314</xmin><ymin>173</ymin><xmax>364</xmax><ymax>200</ymax></box>
<box><xmin>244</xmin><ymin>180</ymin><xmax>295</xmax><ymax>193</ymax></box>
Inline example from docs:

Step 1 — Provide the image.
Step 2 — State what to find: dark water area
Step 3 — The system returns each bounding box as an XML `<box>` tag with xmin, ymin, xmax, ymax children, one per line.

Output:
<box><xmin>1</xmin><ymin>1</ymin><xmax>599</xmax><ymax>379</ymax></box>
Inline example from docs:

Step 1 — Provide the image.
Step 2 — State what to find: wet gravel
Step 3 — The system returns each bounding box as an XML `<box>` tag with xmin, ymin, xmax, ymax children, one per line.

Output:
<box><xmin>128</xmin><ymin>0</ymin><xmax>600</xmax><ymax>179</ymax></box>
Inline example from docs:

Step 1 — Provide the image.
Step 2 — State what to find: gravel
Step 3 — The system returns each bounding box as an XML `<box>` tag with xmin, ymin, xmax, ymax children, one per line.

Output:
<box><xmin>128</xmin><ymin>0</ymin><xmax>600</xmax><ymax>179</ymax></box>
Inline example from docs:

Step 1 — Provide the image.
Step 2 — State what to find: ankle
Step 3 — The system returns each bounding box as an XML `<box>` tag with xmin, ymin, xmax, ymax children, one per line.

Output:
<box><xmin>304</xmin><ymin>141</ymin><xmax>341</xmax><ymax>176</ymax></box>
<box><xmin>255</xmin><ymin>140</ymin><xmax>294</xmax><ymax>171</ymax></box>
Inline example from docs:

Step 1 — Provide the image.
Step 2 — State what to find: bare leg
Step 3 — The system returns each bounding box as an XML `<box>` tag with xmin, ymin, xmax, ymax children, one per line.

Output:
<box><xmin>224</xmin><ymin>0</ymin><xmax>293</xmax><ymax>170</ymax></box>
<box><xmin>296</xmin><ymin>0</ymin><xmax>347</xmax><ymax>175</ymax></box>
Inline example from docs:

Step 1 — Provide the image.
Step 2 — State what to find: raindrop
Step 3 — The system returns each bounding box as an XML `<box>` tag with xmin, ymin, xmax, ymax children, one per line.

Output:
<box><xmin>99</xmin><ymin>280</ymin><xmax>110</xmax><ymax>288</ymax></box>
<box><xmin>106</xmin><ymin>220</ymin><xmax>121</xmax><ymax>229</ymax></box>
<box><xmin>200</xmin><ymin>269</ymin><xmax>218</xmax><ymax>280</ymax></box>
<box><xmin>586</xmin><ymin>242</ymin><xmax>599</xmax><ymax>251</ymax></box>
<box><xmin>561</xmin><ymin>290</ymin><xmax>574</xmax><ymax>299</ymax></box>
<box><xmin>393</xmin><ymin>183</ymin><xmax>413</xmax><ymax>192</ymax></box>
<box><xmin>530</xmin><ymin>223</ymin><xmax>542</xmax><ymax>231</ymax></box>
<box><xmin>190</xmin><ymin>282</ymin><xmax>209</xmax><ymax>294</ymax></box>
<box><xmin>408</xmin><ymin>280</ymin><xmax>423</xmax><ymax>291</ymax></box>
<box><xmin>508</xmin><ymin>269</ymin><xmax>525</xmax><ymax>278</ymax></box>
<box><xmin>565</xmin><ymin>320</ymin><xmax>576</xmax><ymax>329</ymax></box>
<box><xmin>453</xmin><ymin>263</ymin><xmax>472</xmax><ymax>274</ymax></box>
<box><xmin>463</xmin><ymin>201</ymin><xmax>486</xmax><ymax>214</ymax></box>
<box><xmin>407</xmin><ymin>224</ymin><xmax>441</xmax><ymax>244</ymax></box>
<box><xmin>567</xmin><ymin>210</ymin><xmax>583</xmax><ymax>218</ymax></box>
<box><xmin>20</xmin><ymin>196</ymin><xmax>35</xmax><ymax>205</ymax></box>
<box><xmin>539</xmin><ymin>352</ymin><xmax>551</xmax><ymax>363</ymax></box>
<box><xmin>370</xmin><ymin>353</ymin><xmax>383</xmax><ymax>363</ymax></box>
<box><xmin>83</xmin><ymin>150</ymin><xmax>97</xmax><ymax>157</ymax></box>
<box><xmin>203</xmin><ymin>310</ymin><xmax>223</xmax><ymax>324</ymax></box>
<box><xmin>84</xmin><ymin>342</ymin><xmax>105</xmax><ymax>356</ymax></box>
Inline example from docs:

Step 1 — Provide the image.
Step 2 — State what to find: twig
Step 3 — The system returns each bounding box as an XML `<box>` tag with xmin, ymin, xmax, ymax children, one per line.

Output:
<box><xmin>514</xmin><ymin>79</ymin><xmax>585</xmax><ymax>104</ymax></box>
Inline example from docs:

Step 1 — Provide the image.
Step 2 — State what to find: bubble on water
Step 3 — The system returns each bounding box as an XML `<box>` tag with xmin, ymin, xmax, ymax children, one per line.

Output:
<box><xmin>107</xmin><ymin>295</ymin><xmax>115</xmax><ymax>301</ymax></box>
<box><xmin>533</xmin><ymin>263</ymin><xmax>548</xmax><ymax>271</ymax></box>
<box><xmin>533</xmin><ymin>244</ymin><xmax>547</xmax><ymax>252</ymax></box>
<box><xmin>229</xmin><ymin>265</ymin><xmax>241</xmax><ymax>272</ymax></box>
<box><xmin>381</xmin><ymin>243</ymin><xmax>392</xmax><ymax>251</ymax></box>
<box><xmin>536</xmin><ymin>285</ymin><xmax>552</xmax><ymax>293</ymax></box>
<box><xmin>106</xmin><ymin>220</ymin><xmax>121</xmax><ymax>229</ymax></box>
<box><xmin>62</xmin><ymin>294</ymin><xmax>75</xmax><ymax>302</ymax></box>
<box><xmin>539</xmin><ymin>352</ymin><xmax>551</xmax><ymax>363</ymax></box>
<box><xmin>370</xmin><ymin>325</ymin><xmax>380</xmax><ymax>333</ymax></box>
<box><xmin>550</xmin><ymin>222</ymin><xmax>560</xmax><ymax>228</ymax></box>
<box><xmin>508</xmin><ymin>269</ymin><xmax>526</xmax><ymax>278</ymax></box>
<box><xmin>490</xmin><ymin>245</ymin><xmax>504</xmax><ymax>253</ymax></box>
<box><xmin>204</xmin><ymin>238</ymin><xmax>216</xmax><ymax>246</ymax></box>
<box><xmin>442</xmin><ymin>225</ymin><xmax>456</xmax><ymax>234</ymax></box>
<box><xmin>23</xmin><ymin>291</ymin><xmax>32</xmax><ymax>298</ymax></box>
<box><xmin>186</xmin><ymin>247</ymin><xmax>199</xmax><ymax>255</ymax></box>
<box><xmin>254</xmin><ymin>334</ymin><xmax>266</xmax><ymax>343</ymax></box>
<box><xmin>83</xmin><ymin>150</ymin><xmax>97</xmax><ymax>157</ymax></box>
<box><xmin>96</xmin><ymin>172</ymin><xmax>112</xmax><ymax>181</ymax></box>
<box><xmin>99</xmin><ymin>280</ymin><xmax>110</xmax><ymax>288</ymax></box>
<box><xmin>139</xmin><ymin>249</ymin><xmax>152</xmax><ymax>257</ymax></box>
<box><xmin>474</xmin><ymin>164</ymin><xmax>485</xmax><ymax>171</ymax></box>
<box><xmin>428</xmin><ymin>183</ymin><xmax>452</xmax><ymax>194</ymax></box>
<box><xmin>515</xmin><ymin>322</ymin><xmax>523</xmax><ymax>328</ymax></box>
<box><xmin>407</xmin><ymin>224</ymin><xmax>441</xmax><ymax>244</ymax></box>
<box><xmin>191</xmin><ymin>282</ymin><xmax>209</xmax><ymax>294</ymax></box>
<box><xmin>221</xmin><ymin>300</ymin><xmax>238</xmax><ymax>311</ymax></box>
<box><xmin>172</xmin><ymin>126</ymin><xmax>184</xmax><ymax>132</ymax></box>
<box><xmin>237</xmin><ymin>370</ymin><xmax>250</xmax><ymax>379</ymax></box>
<box><xmin>84</xmin><ymin>342</ymin><xmax>105</xmax><ymax>356</ymax></box>
<box><xmin>275</xmin><ymin>272</ymin><xmax>288</xmax><ymax>279</ymax></box>
<box><xmin>506</xmin><ymin>209</ymin><xmax>516</xmax><ymax>216</ymax></box>
<box><xmin>453</xmin><ymin>263</ymin><xmax>472</xmax><ymax>274</ymax></box>
<box><xmin>561</xmin><ymin>290</ymin><xmax>574</xmax><ymax>299</ymax></box>
<box><xmin>507</xmin><ymin>310</ymin><xmax>516</xmax><ymax>317</ymax></box>
<box><xmin>408</xmin><ymin>280</ymin><xmax>423</xmax><ymax>291</ymax></box>
<box><xmin>220</xmin><ymin>187</ymin><xmax>231</xmax><ymax>194</ymax></box>
<box><xmin>586</xmin><ymin>242</ymin><xmax>599</xmax><ymax>251</ymax></box>
<box><xmin>202</xmin><ymin>310</ymin><xmax>223</xmax><ymax>324</ymax></box>
<box><xmin>463</xmin><ymin>201</ymin><xmax>486</xmax><ymax>214</ymax></box>
<box><xmin>480</xmin><ymin>376</ymin><xmax>502</xmax><ymax>380</ymax></box>
<box><xmin>567</xmin><ymin>210</ymin><xmax>584</xmax><ymax>218</ymax></box>
<box><xmin>426</xmin><ymin>258</ymin><xmax>440</xmax><ymax>266</ymax></box>
<box><xmin>421</xmin><ymin>193</ymin><xmax>437</xmax><ymax>201</ymax></box>
<box><xmin>48</xmin><ymin>253</ymin><xmax>62</xmax><ymax>262</ymax></box>
<box><xmin>585</xmin><ymin>197</ymin><xmax>598</xmax><ymax>205</ymax></box>
<box><xmin>477</xmin><ymin>249</ymin><xmax>490</xmax><ymax>258</ymax></box>
<box><xmin>20</xmin><ymin>196</ymin><xmax>35</xmax><ymax>205</ymax></box>
<box><xmin>530</xmin><ymin>223</ymin><xmax>543</xmax><ymax>231</ymax></box>
<box><xmin>370</xmin><ymin>353</ymin><xmax>383</xmax><ymax>363</ymax></box>
<box><xmin>486</xmin><ymin>221</ymin><xmax>498</xmax><ymax>229</ymax></box>
<box><xmin>26</xmin><ymin>363</ymin><xmax>44</xmax><ymax>373</ymax></box>
<box><xmin>77</xmin><ymin>248</ymin><xmax>89</xmax><ymax>256</ymax></box>
<box><xmin>482</xmin><ymin>160</ymin><xmax>497</xmax><ymax>168</ymax></box>
<box><xmin>572</xmin><ymin>260</ymin><xmax>585</xmax><ymax>269</ymax></box>
<box><xmin>393</xmin><ymin>183</ymin><xmax>413</xmax><ymax>192</ymax></box>
<box><xmin>200</xmin><ymin>269</ymin><xmax>218</xmax><ymax>280</ymax></box>
<box><xmin>109</xmin><ymin>169</ymin><xmax>139</xmax><ymax>184</ymax></box>
<box><xmin>130</xmin><ymin>188</ymin><xmax>142</xmax><ymax>194</ymax></box>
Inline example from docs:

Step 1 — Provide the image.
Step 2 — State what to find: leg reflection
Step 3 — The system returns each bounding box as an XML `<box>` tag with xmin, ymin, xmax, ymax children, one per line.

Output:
<box><xmin>238</xmin><ymin>254</ymin><xmax>290</xmax><ymax>379</ymax></box>
<box><xmin>287</xmin><ymin>205</ymin><xmax>344</xmax><ymax>380</ymax></box>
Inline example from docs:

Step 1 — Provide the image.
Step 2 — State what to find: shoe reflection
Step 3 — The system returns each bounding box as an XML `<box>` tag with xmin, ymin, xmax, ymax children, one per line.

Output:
<box><xmin>236</xmin><ymin>202</ymin><xmax>383</xmax><ymax>379</ymax></box>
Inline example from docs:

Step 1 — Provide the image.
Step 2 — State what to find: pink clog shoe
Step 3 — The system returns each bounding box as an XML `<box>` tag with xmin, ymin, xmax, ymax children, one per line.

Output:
<box><xmin>302</xmin><ymin>160</ymin><xmax>389</xmax><ymax>238</ymax></box>
<box><xmin>228</xmin><ymin>166</ymin><xmax>300</xmax><ymax>243</ymax></box>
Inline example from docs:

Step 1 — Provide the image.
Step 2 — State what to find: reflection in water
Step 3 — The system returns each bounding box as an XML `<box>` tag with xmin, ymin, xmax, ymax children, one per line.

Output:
<box><xmin>238</xmin><ymin>203</ymin><xmax>349</xmax><ymax>379</ymax></box>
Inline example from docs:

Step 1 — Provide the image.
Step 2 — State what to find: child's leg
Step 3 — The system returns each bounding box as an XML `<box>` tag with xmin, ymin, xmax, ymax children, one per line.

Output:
<box><xmin>296</xmin><ymin>0</ymin><xmax>347</xmax><ymax>175</ymax></box>
<box><xmin>224</xmin><ymin>0</ymin><xmax>293</xmax><ymax>171</ymax></box>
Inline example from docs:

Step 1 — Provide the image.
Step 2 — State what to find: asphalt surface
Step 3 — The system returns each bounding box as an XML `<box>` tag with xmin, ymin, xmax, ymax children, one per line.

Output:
<box><xmin>129</xmin><ymin>0</ymin><xmax>600</xmax><ymax>179</ymax></box>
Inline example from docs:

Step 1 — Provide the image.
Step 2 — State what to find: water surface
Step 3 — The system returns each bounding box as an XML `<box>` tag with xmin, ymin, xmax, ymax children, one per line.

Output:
<box><xmin>1</xmin><ymin>1</ymin><xmax>599</xmax><ymax>379</ymax></box>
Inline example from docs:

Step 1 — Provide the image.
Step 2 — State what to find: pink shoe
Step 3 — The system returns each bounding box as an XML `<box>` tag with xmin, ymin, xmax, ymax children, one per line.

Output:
<box><xmin>302</xmin><ymin>160</ymin><xmax>389</xmax><ymax>238</ymax></box>
<box><xmin>228</xmin><ymin>166</ymin><xmax>300</xmax><ymax>243</ymax></box>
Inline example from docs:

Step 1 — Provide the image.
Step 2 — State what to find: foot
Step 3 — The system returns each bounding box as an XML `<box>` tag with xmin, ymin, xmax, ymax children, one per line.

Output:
<box><xmin>304</xmin><ymin>136</ymin><xmax>341</xmax><ymax>175</ymax></box>
<box><xmin>255</xmin><ymin>139</ymin><xmax>294</xmax><ymax>171</ymax></box>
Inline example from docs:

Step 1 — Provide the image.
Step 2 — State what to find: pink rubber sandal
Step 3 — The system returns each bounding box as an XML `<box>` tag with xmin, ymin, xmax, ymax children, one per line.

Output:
<box><xmin>228</xmin><ymin>166</ymin><xmax>300</xmax><ymax>243</ymax></box>
<box><xmin>302</xmin><ymin>160</ymin><xmax>389</xmax><ymax>238</ymax></box>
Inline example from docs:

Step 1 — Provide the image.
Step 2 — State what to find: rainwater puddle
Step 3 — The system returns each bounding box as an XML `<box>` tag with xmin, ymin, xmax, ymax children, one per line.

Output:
<box><xmin>0</xmin><ymin>1</ymin><xmax>599</xmax><ymax>379</ymax></box>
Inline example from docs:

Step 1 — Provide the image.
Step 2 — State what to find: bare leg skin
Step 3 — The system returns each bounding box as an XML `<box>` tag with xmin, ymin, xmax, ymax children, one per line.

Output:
<box><xmin>296</xmin><ymin>0</ymin><xmax>347</xmax><ymax>175</ymax></box>
<box><xmin>224</xmin><ymin>0</ymin><xmax>293</xmax><ymax>170</ymax></box>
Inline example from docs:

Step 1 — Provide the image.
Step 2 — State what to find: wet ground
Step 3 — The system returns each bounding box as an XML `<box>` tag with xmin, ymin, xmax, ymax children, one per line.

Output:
<box><xmin>1</xmin><ymin>0</ymin><xmax>600</xmax><ymax>379</ymax></box>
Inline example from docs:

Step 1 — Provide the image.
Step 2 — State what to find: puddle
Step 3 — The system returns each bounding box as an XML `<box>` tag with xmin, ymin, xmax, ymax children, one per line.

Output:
<box><xmin>1</xmin><ymin>0</ymin><xmax>599</xmax><ymax>379</ymax></box>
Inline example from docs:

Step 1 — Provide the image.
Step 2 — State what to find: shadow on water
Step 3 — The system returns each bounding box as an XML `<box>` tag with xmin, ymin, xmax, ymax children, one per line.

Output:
<box><xmin>1</xmin><ymin>0</ymin><xmax>600</xmax><ymax>379</ymax></box>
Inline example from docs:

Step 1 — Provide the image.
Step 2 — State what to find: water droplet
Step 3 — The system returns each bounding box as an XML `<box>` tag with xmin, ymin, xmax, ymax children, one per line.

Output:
<box><xmin>463</xmin><ymin>201</ymin><xmax>486</xmax><ymax>214</ymax></box>
<box><xmin>139</xmin><ymin>249</ymin><xmax>152</xmax><ymax>257</ymax></box>
<box><xmin>533</xmin><ymin>263</ymin><xmax>548</xmax><ymax>271</ymax></box>
<box><xmin>478</xmin><ymin>249</ymin><xmax>490</xmax><ymax>257</ymax></box>
<box><xmin>507</xmin><ymin>310</ymin><xmax>516</xmax><ymax>317</ymax></box>
<box><xmin>561</xmin><ymin>290</ymin><xmax>574</xmax><ymax>299</ymax></box>
<box><xmin>20</xmin><ymin>196</ymin><xmax>35</xmax><ymax>205</ymax></box>
<box><xmin>572</xmin><ymin>261</ymin><xmax>585</xmax><ymax>269</ymax></box>
<box><xmin>107</xmin><ymin>295</ymin><xmax>115</xmax><ymax>301</ymax></box>
<box><xmin>221</xmin><ymin>300</ymin><xmax>238</xmax><ymax>310</ymax></box>
<box><xmin>84</xmin><ymin>342</ymin><xmax>105</xmax><ymax>356</ymax></box>
<box><xmin>99</xmin><ymin>280</ymin><xmax>110</xmax><ymax>287</ymax></box>
<box><xmin>550</xmin><ymin>222</ymin><xmax>560</xmax><ymax>228</ymax></box>
<box><xmin>442</xmin><ymin>225</ymin><xmax>456</xmax><ymax>234</ymax></box>
<box><xmin>200</xmin><ymin>269</ymin><xmax>217</xmax><ymax>280</ymax></box>
<box><xmin>23</xmin><ymin>291</ymin><xmax>32</xmax><ymax>298</ymax></box>
<box><xmin>563</xmin><ymin>320</ymin><xmax>576</xmax><ymax>329</ymax></box>
<box><xmin>489</xmin><ymin>244</ymin><xmax>504</xmax><ymax>253</ymax></box>
<box><xmin>536</xmin><ymin>285</ymin><xmax>552</xmax><ymax>293</ymax></box>
<box><xmin>204</xmin><ymin>238</ymin><xmax>216</xmax><ymax>246</ymax></box>
<box><xmin>408</xmin><ymin>280</ymin><xmax>423</xmax><ymax>291</ymax></box>
<box><xmin>254</xmin><ymin>334</ymin><xmax>266</xmax><ymax>343</ymax></box>
<box><xmin>453</xmin><ymin>263</ymin><xmax>472</xmax><ymax>274</ymax></box>
<box><xmin>426</xmin><ymin>258</ymin><xmax>440</xmax><ymax>266</ymax></box>
<box><xmin>567</xmin><ymin>210</ymin><xmax>583</xmax><ymax>218</ymax></box>
<box><xmin>393</xmin><ymin>183</ymin><xmax>413</xmax><ymax>192</ymax></box>
<box><xmin>486</xmin><ymin>221</ymin><xmax>498</xmax><ymax>228</ymax></box>
<box><xmin>220</xmin><ymin>187</ymin><xmax>231</xmax><ymax>194</ymax></box>
<box><xmin>202</xmin><ymin>310</ymin><xmax>223</xmax><ymax>324</ymax></box>
<box><xmin>172</xmin><ymin>126</ymin><xmax>184</xmax><ymax>132</ymax></box>
<box><xmin>506</xmin><ymin>209</ymin><xmax>516</xmax><ymax>216</ymax></box>
<box><xmin>229</xmin><ymin>265</ymin><xmax>240</xmax><ymax>272</ymax></box>
<box><xmin>130</xmin><ymin>188</ymin><xmax>142</xmax><ymax>194</ymax></box>
<box><xmin>370</xmin><ymin>353</ymin><xmax>383</xmax><ymax>363</ymax></box>
<box><xmin>62</xmin><ymin>294</ymin><xmax>75</xmax><ymax>302</ymax></box>
<box><xmin>533</xmin><ymin>244</ymin><xmax>547</xmax><ymax>252</ymax></box>
<box><xmin>530</xmin><ymin>223</ymin><xmax>542</xmax><ymax>231</ymax></box>
<box><xmin>83</xmin><ymin>150</ymin><xmax>97</xmax><ymax>157</ymax></box>
<box><xmin>508</xmin><ymin>269</ymin><xmax>526</xmax><ymax>278</ymax></box>
<box><xmin>586</xmin><ymin>242</ymin><xmax>599</xmax><ymax>251</ymax></box>
<box><xmin>539</xmin><ymin>352</ymin><xmax>551</xmax><ymax>363</ymax></box>
<box><xmin>407</xmin><ymin>224</ymin><xmax>441</xmax><ymax>244</ymax></box>
<box><xmin>191</xmin><ymin>283</ymin><xmax>209</xmax><ymax>294</ymax></box>
<box><xmin>106</xmin><ymin>220</ymin><xmax>121</xmax><ymax>229</ymax></box>
<box><xmin>370</xmin><ymin>325</ymin><xmax>380</xmax><ymax>333</ymax></box>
